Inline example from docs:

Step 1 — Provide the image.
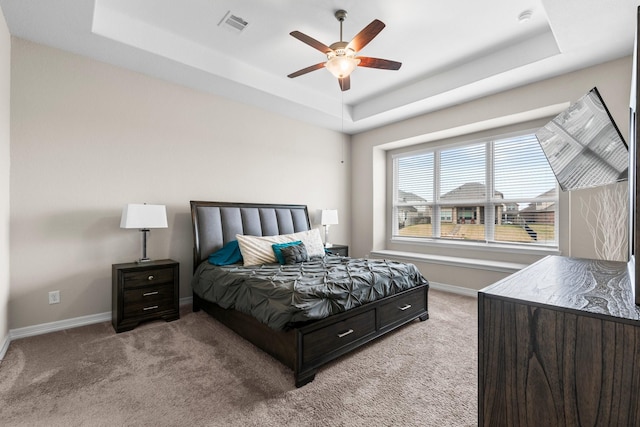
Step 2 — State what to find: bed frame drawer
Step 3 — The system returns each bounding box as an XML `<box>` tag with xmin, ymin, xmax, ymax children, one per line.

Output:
<box><xmin>378</xmin><ymin>287</ymin><xmax>428</xmax><ymax>330</ymax></box>
<box><xmin>301</xmin><ymin>309</ymin><xmax>376</xmax><ymax>364</ymax></box>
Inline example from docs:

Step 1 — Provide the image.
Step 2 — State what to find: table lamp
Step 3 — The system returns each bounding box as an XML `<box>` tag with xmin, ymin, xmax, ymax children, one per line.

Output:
<box><xmin>120</xmin><ymin>203</ymin><xmax>168</xmax><ymax>262</ymax></box>
<box><xmin>321</xmin><ymin>209</ymin><xmax>339</xmax><ymax>248</ymax></box>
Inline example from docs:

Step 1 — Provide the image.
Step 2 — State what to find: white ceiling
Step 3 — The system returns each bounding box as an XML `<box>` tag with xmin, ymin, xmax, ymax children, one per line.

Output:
<box><xmin>1</xmin><ymin>0</ymin><xmax>639</xmax><ymax>134</ymax></box>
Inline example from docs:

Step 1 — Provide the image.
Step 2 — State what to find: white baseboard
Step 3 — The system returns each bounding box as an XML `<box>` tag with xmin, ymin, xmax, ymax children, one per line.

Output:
<box><xmin>10</xmin><ymin>311</ymin><xmax>112</xmax><ymax>340</ymax></box>
<box><xmin>0</xmin><ymin>332</ymin><xmax>9</xmax><ymax>360</ymax></box>
<box><xmin>428</xmin><ymin>281</ymin><xmax>479</xmax><ymax>298</ymax></box>
<box><xmin>2</xmin><ymin>296</ymin><xmax>195</xmax><ymax>357</ymax></box>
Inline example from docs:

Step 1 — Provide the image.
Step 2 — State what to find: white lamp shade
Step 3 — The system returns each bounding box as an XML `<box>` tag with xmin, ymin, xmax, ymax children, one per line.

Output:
<box><xmin>120</xmin><ymin>204</ymin><xmax>168</xmax><ymax>229</ymax></box>
<box><xmin>321</xmin><ymin>209</ymin><xmax>339</xmax><ymax>226</ymax></box>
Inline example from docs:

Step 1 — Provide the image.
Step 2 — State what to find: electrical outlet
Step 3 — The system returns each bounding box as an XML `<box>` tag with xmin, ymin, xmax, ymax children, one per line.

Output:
<box><xmin>48</xmin><ymin>290</ymin><xmax>60</xmax><ymax>304</ymax></box>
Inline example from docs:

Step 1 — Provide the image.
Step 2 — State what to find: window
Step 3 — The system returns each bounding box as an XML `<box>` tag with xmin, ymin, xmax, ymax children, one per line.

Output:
<box><xmin>393</xmin><ymin>132</ymin><xmax>558</xmax><ymax>247</ymax></box>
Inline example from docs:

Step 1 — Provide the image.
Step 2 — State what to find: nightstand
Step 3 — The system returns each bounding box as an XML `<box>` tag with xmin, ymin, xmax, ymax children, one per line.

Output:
<box><xmin>325</xmin><ymin>244</ymin><xmax>348</xmax><ymax>257</ymax></box>
<box><xmin>112</xmin><ymin>259</ymin><xmax>179</xmax><ymax>333</ymax></box>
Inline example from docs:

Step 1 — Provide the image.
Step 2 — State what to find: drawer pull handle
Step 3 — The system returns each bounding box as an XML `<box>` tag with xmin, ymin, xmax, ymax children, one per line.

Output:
<box><xmin>143</xmin><ymin>305</ymin><xmax>159</xmax><ymax>311</ymax></box>
<box><xmin>399</xmin><ymin>304</ymin><xmax>412</xmax><ymax>311</ymax></box>
<box><xmin>337</xmin><ymin>329</ymin><xmax>354</xmax><ymax>338</ymax></box>
<box><xmin>143</xmin><ymin>291</ymin><xmax>159</xmax><ymax>297</ymax></box>
<box><xmin>147</xmin><ymin>275</ymin><xmax>154</xmax><ymax>281</ymax></box>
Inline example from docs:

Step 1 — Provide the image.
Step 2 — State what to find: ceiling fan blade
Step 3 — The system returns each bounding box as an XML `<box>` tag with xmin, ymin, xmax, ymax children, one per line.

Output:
<box><xmin>290</xmin><ymin>31</ymin><xmax>333</xmax><ymax>54</ymax></box>
<box><xmin>347</xmin><ymin>19</ymin><xmax>385</xmax><ymax>52</ymax></box>
<box><xmin>339</xmin><ymin>76</ymin><xmax>351</xmax><ymax>91</ymax></box>
<box><xmin>357</xmin><ymin>57</ymin><xmax>402</xmax><ymax>70</ymax></box>
<box><xmin>287</xmin><ymin>63</ymin><xmax>326</xmax><ymax>78</ymax></box>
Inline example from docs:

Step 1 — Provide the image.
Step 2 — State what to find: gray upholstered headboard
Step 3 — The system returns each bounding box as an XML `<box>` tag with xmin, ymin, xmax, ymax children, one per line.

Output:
<box><xmin>190</xmin><ymin>201</ymin><xmax>311</xmax><ymax>270</ymax></box>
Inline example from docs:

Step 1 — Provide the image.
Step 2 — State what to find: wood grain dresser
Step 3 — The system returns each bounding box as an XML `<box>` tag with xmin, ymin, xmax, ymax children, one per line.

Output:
<box><xmin>478</xmin><ymin>255</ymin><xmax>640</xmax><ymax>426</ymax></box>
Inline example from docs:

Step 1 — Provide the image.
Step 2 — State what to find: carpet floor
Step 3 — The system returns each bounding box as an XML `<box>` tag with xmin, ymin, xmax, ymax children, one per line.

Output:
<box><xmin>0</xmin><ymin>289</ymin><xmax>478</xmax><ymax>426</ymax></box>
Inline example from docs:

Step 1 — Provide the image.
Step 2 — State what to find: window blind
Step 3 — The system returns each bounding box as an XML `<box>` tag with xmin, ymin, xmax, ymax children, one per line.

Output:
<box><xmin>393</xmin><ymin>132</ymin><xmax>558</xmax><ymax>247</ymax></box>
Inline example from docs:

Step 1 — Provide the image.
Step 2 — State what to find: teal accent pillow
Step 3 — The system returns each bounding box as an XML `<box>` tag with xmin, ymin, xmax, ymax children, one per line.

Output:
<box><xmin>272</xmin><ymin>241</ymin><xmax>303</xmax><ymax>265</ymax></box>
<box><xmin>208</xmin><ymin>240</ymin><xmax>243</xmax><ymax>266</ymax></box>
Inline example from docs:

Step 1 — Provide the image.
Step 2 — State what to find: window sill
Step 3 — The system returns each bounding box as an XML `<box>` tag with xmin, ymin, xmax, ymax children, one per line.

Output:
<box><xmin>370</xmin><ymin>249</ymin><xmax>530</xmax><ymax>274</ymax></box>
<box><xmin>390</xmin><ymin>236</ymin><xmax>561</xmax><ymax>257</ymax></box>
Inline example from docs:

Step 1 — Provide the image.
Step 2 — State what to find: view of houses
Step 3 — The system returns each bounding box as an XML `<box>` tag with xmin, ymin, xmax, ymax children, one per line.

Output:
<box><xmin>396</xmin><ymin>183</ymin><xmax>556</xmax><ymax>243</ymax></box>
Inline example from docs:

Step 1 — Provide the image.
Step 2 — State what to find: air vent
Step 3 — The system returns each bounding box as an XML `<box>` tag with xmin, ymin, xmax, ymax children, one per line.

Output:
<box><xmin>218</xmin><ymin>11</ymin><xmax>249</xmax><ymax>34</ymax></box>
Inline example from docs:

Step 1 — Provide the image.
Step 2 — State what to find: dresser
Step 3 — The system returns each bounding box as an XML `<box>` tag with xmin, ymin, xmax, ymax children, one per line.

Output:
<box><xmin>112</xmin><ymin>259</ymin><xmax>180</xmax><ymax>333</ymax></box>
<box><xmin>478</xmin><ymin>255</ymin><xmax>640</xmax><ymax>426</ymax></box>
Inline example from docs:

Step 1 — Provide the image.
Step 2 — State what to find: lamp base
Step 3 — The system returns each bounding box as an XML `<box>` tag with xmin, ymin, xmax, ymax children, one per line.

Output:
<box><xmin>323</xmin><ymin>224</ymin><xmax>333</xmax><ymax>248</ymax></box>
<box><xmin>138</xmin><ymin>229</ymin><xmax>152</xmax><ymax>264</ymax></box>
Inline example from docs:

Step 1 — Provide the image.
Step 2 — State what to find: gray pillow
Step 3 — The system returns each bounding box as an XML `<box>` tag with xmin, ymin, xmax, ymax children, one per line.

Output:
<box><xmin>280</xmin><ymin>242</ymin><xmax>309</xmax><ymax>264</ymax></box>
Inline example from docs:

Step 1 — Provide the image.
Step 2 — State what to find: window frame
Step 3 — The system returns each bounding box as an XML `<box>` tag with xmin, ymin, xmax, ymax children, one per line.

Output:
<box><xmin>391</xmin><ymin>129</ymin><xmax>560</xmax><ymax>250</ymax></box>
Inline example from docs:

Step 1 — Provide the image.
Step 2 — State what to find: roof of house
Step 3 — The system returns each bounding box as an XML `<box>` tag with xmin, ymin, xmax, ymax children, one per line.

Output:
<box><xmin>398</xmin><ymin>190</ymin><xmax>428</xmax><ymax>204</ymax></box>
<box><xmin>441</xmin><ymin>182</ymin><xmax>504</xmax><ymax>201</ymax></box>
<box><xmin>519</xmin><ymin>188</ymin><xmax>557</xmax><ymax>213</ymax></box>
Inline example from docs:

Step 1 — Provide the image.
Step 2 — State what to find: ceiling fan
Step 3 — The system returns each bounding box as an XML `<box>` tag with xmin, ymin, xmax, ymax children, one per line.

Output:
<box><xmin>287</xmin><ymin>10</ymin><xmax>402</xmax><ymax>91</ymax></box>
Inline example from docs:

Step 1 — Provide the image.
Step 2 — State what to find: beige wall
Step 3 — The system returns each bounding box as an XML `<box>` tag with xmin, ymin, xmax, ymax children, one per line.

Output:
<box><xmin>0</xmin><ymin>8</ymin><xmax>10</xmax><ymax>352</ymax></box>
<box><xmin>9</xmin><ymin>39</ymin><xmax>351</xmax><ymax>330</ymax></box>
<box><xmin>351</xmin><ymin>57</ymin><xmax>632</xmax><ymax>291</ymax></box>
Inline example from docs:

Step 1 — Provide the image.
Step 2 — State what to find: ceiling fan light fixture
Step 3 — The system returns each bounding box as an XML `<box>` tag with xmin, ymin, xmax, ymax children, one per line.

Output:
<box><xmin>287</xmin><ymin>11</ymin><xmax>400</xmax><ymax>90</ymax></box>
<box><xmin>325</xmin><ymin>49</ymin><xmax>360</xmax><ymax>78</ymax></box>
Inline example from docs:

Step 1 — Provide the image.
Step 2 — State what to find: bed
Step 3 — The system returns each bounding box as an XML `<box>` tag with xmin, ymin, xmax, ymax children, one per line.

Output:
<box><xmin>190</xmin><ymin>201</ymin><xmax>429</xmax><ymax>387</ymax></box>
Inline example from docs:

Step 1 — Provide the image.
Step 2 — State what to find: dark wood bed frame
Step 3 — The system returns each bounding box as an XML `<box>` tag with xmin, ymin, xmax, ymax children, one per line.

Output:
<box><xmin>190</xmin><ymin>201</ymin><xmax>429</xmax><ymax>387</ymax></box>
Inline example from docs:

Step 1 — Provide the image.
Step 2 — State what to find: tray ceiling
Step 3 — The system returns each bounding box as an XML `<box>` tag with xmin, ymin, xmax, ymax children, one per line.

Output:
<box><xmin>1</xmin><ymin>0</ymin><xmax>639</xmax><ymax>133</ymax></box>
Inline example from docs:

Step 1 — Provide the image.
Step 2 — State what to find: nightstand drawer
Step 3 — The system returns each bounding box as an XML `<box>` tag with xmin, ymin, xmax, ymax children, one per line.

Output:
<box><xmin>122</xmin><ymin>267</ymin><xmax>174</xmax><ymax>289</ymax></box>
<box><xmin>123</xmin><ymin>283</ymin><xmax>175</xmax><ymax>316</ymax></box>
<box><xmin>123</xmin><ymin>299</ymin><xmax>175</xmax><ymax>317</ymax></box>
<box><xmin>325</xmin><ymin>244</ymin><xmax>348</xmax><ymax>257</ymax></box>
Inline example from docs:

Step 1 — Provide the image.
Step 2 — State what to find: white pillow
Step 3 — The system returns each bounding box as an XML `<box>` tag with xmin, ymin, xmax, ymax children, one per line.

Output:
<box><xmin>288</xmin><ymin>228</ymin><xmax>325</xmax><ymax>258</ymax></box>
<box><xmin>236</xmin><ymin>233</ymin><xmax>291</xmax><ymax>266</ymax></box>
<box><xmin>235</xmin><ymin>228</ymin><xmax>326</xmax><ymax>266</ymax></box>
